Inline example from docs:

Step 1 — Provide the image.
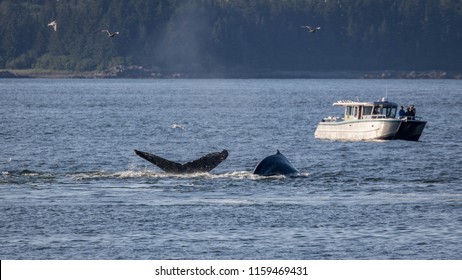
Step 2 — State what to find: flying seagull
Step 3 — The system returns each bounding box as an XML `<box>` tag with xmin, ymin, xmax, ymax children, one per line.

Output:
<box><xmin>101</xmin><ymin>29</ymin><xmax>120</xmax><ymax>37</ymax></box>
<box><xmin>48</xmin><ymin>20</ymin><xmax>57</xmax><ymax>31</ymax></box>
<box><xmin>301</xmin><ymin>26</ymin><xmax>321</xmax><ymax>33</ymax></box>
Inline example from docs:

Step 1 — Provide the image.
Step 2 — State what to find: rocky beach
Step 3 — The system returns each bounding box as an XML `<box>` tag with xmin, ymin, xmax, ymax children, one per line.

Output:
<box><xmin>1</xmin><ymin>67</ymin><xmax>461</xmax><ymax>79</ymax></box>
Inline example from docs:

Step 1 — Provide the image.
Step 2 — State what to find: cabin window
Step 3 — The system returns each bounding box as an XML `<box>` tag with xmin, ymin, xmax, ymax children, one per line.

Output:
<box><xmin>373</xmin><ymin>106</ymin><xmax>381</xmax><ymax>115</ymax></box>
<box><xmin>353</xmin><ymin>106</ymin><xmax>358</xmax><ymax>117</ymax></box>
<box><xmin>363</xmin><ymin>106</ymin><xmax>372</xmax><ymax>115</ymax></box>
<box><xmin>346</xmin><ymin>106</ymin><xmax>352</xmax><ymax>116</ymax></box>
<box><xmin>384</xmin><ymin>107</ymin><xmax>397</xmax><ymax>118</ymax></box>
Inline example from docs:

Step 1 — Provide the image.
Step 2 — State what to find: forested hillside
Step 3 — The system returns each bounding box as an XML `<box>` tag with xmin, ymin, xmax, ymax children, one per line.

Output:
<box><xmin>1</xmin><ymin>0</ymin><xmax>461</xmax><ymax>75</ymax></box>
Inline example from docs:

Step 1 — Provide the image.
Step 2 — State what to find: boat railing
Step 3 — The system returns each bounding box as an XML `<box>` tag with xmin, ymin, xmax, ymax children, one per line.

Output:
<box><xmin>363</xmin><ymin>114</ymin><xmax>387</xmax><ymax>119</ymax></box>
<box><xmin>322</xmin><ymin>116</ymin><xmax>342</xmax><ymax>122</ymax></box>
<box><xmin>400</xmin><ymin>116</ymin><xmax>423</xmax><ymax>121</ymax></box>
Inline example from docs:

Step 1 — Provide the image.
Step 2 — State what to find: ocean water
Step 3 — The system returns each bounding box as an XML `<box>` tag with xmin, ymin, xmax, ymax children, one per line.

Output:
<box><xmin>0</xmin><ymin>79</ymin><xmax>461</xmax><ymax>259</ymax></box>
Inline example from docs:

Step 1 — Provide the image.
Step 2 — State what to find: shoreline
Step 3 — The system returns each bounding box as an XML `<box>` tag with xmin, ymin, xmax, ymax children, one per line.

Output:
<box><xmin>1</xmin><ymin>68</ymin><xmax>461</xmax><ymax>79</ymax></box>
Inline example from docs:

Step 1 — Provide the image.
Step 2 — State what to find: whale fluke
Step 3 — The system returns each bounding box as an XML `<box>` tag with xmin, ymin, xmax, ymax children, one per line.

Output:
<box><xmin>253</xmin><ymin>150</ymin><xmax>300</xmax><ymax>176</ymax></box>
<box><xmin>134</xmin><ymin>149</ymin><xmax>228</xmax><ymax>173</ymax></box>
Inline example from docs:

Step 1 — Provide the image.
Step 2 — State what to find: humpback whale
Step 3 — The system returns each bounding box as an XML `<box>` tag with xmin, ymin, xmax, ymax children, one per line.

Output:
<box><xmin>253</xmin><ymin>150</ymin><xmax>300</xmax><ymax>176</ymax></box>
<box><xmin>134</xmin><ymin>149</ymin><xmax>228</xmax><ymax>174</ymax></box>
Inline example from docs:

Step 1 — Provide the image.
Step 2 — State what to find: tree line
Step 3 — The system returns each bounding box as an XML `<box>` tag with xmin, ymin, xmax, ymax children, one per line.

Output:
<box><xmin>1</xmin><ymin>0</ymin><xmax>461</xmax><ymax>74</ymax></box>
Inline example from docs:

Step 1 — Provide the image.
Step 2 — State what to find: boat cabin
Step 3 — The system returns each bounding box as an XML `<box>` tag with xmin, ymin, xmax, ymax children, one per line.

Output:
<box><xmin>333</xmin><ymin>98</ymin><xmax>398</xmax><ymax>121</ymax></box>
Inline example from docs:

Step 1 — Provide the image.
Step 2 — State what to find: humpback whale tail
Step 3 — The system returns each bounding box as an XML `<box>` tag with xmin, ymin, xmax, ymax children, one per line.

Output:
<box><xmin>134</xmin><ymin>149</ymin><xmax>228</xmax><ymax>174</ymax></box>
<box><xmin>253</xmin><ymin>150</ymin><xmax>300</xmax><ymax>176</ymax></box>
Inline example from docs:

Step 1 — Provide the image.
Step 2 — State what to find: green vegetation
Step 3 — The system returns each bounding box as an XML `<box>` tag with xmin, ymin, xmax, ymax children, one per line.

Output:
<box><xmin>1</xmin><ymin>0</ymin><xmax>461</xmax><ymax>75</ymax></box>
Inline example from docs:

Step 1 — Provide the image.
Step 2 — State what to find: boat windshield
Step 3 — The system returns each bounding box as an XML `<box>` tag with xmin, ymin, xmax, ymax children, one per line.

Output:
<box><xmin>373</xmin><ymin>106</ymin><xmax>397</xmax><ymax>118</ymax></box>
<box><xmin>360</xmin><ymin>104</ymin><xmax>397</xmax><ymax>119</ymax></box>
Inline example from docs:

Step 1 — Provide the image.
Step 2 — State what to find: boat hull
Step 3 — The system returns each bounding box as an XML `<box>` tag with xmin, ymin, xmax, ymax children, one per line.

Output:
<box><xmin>314</xmin><ymin>119</ymin><xmax>402</xmax><ymax>141</ymax></box>
<box><xmin>394</xmin><ymin>119</ymin><xmax>427</xmax><ymax>141</ymax></box>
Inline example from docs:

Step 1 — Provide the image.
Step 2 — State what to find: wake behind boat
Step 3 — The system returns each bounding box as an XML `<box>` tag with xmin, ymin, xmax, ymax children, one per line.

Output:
<box><xmin>314</xmin><ymin>98</ymin><xmax>426</xmax><ymax>141</ymax></box>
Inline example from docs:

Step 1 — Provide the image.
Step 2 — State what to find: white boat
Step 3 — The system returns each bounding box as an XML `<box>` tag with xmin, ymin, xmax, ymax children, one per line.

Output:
<box><xmin>314</xmin><ymin>98</ymin><xmax>404</xmax><ymax>141</ymax></box>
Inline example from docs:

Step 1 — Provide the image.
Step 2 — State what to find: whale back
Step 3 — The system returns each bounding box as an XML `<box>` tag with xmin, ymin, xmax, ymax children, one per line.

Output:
<box><xmin>253</xmin><ymin>150</ymin><xmax>299</xmax><ymax>176</ymax></box>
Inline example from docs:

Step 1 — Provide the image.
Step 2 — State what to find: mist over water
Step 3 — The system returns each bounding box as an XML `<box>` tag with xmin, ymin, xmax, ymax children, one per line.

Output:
<box><xmin>1</xmin><ymin>79</ymin><xmax>461</xmax><ymax>259</ymax></box>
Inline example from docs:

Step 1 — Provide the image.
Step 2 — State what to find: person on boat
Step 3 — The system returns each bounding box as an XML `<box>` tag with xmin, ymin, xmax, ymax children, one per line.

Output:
<box><xmin>411</xmin><ymin>105</ymin><xmax>416</xmax><ymax>117</ymax></box>
<box><xmin>405</xmin><ymin>106</ymin><xmax>415</xmax><ymax>120</ymax></box>
<box><xmin>399</xmin><ymin>106</ymin><xmax>406</xmax><ymax>118</ymax></box>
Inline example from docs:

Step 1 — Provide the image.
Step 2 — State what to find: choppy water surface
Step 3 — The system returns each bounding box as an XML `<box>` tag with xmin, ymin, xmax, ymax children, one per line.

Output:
<box><xmin>1</xmin><ymin>79</ymin><xmax>461</xmax><ymax>259</ymax></box>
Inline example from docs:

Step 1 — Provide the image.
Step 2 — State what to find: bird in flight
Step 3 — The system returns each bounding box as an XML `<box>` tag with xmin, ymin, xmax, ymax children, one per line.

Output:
<box><xmin>301</xmin><ymin>26</ymin><xmax>321</xmax><ymax>33</ymax></box>
<box><xmin>48</xmin><ymin>20</ymin><xmax>57</xmax><ymax>31</ymax></box>
<box><xmin>101</xmin><ymin>29</ymin><xmax>120</xmax><ymax>37</ymax></box>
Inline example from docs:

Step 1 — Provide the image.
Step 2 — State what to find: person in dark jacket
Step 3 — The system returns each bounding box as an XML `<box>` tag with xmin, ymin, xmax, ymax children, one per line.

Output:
<box><xmin>398</xmin><ymin>106</ymin><xmax>406</xmax><ymax>118</ymax></box>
